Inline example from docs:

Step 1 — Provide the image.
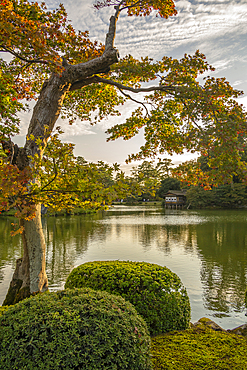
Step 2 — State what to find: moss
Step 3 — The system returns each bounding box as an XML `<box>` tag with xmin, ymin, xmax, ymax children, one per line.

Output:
<box><xmin>230</xmin><ymin>325</ymin><xmax>247</xmax><ymax>337</ymax></box>
<box><xmin>2</xmin><ymin>280</ymin><xmax>30</xmax><ymax>306</ymax></box>
<box><xmin>14</xmin><ymin>286</ymin><xmax>31</xmax><ymax>303</ymax></box>
<box><xmin>0</xmin><ymin>288</ymin><xmax>152</xmax><ymax>370</ymax></box>
<box><xmin>151</xmin><ymin>327</ymin><xmax>247</xmax><ymax>370</ymax></box>
<box><xmin>65</xmin><ymin>260</ymin><xmax>191</xmax><ymax>336</ymax></box>
<box><xmin>2</xmin><ymin>279</ymin><xmax>22</xmax><ymax>306</ymax></box>
<box><xmin>198</xmin><ymin>317</ymin><xmax>211</xmax><ymax>324</ymax></box>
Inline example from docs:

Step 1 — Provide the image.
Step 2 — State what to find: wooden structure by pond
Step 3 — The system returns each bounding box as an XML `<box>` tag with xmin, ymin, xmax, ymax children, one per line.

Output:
<box><xmin>164</xmin><ymin>190</ymin><xmax>187</xmax><ymax>209</ymax></box>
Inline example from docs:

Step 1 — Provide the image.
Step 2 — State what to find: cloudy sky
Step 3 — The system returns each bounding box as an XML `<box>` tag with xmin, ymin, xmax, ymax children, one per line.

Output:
<box><xmin>16</xmin><ymin>0</ymin><xmax>247</xmax><ymax>171</ymax></box>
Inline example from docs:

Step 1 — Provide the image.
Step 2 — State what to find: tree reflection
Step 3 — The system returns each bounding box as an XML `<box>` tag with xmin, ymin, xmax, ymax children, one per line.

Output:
<box><xmin>43</xmin><ymin>213</ymin><xmax>105</xmax><ymax>289</ymax></box>
<box><xmin>133</xmin><ymin>209</ymin><xmax>247</xmax><ymax>316</ymax></box>
<box><xmin>0</xmin><ymin>217</ymin><xmax>22</xmax><ymax>275</ymax></box>
<box><xmin>196</xmin><ymin>218</ymin><xmax>247</xmax><ymax>315</ymax></box>
<box><xmin>1</xmin><ymin>209</ymin><xmax>247</xmax><ymax>318</ymax></box>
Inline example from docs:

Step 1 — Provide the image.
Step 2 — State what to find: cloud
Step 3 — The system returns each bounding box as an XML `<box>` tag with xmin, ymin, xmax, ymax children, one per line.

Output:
<box><xmin>39</xmin><ymin>0</ymin><xmax>247</xmax><ymax>64</ymax></box>
<box><xmin>56</xmin><ymin>118</ymin><xmax>97</xmax><ymax>137</ymax></box>
<box><xmin>40</xmin><ymin>1</ymin><xmax>247</xmax><ymax>79</ymax></box>
<box><xmin>233</xmin><ymin>80</ymin><xmax>247</xmax><ymax>87</ymax></box>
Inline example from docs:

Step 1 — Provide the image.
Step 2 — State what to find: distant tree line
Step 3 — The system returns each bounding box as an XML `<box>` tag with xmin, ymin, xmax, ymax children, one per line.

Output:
<box><xmin>123</xmin><ymin>153</ymin><xmax>247</xmax><ymax>209</ymax></box>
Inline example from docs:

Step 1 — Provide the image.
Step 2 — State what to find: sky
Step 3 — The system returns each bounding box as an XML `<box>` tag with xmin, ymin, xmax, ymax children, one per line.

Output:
<box><xmin>15</xmin><ymin>0</ymin><xmax>247</xmax><ymax>173</ymax></box>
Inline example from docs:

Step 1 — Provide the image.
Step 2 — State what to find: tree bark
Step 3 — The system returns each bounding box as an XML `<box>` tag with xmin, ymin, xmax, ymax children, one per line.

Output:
<box><xmin>3</xmin><ymin>205</ymin><xmax>48</xmax><ymax>304</ymax></box>
<box><xmin>3</xmin><ymin>75</ymin><xmax>68</xmax><ymax>305</ymax></box>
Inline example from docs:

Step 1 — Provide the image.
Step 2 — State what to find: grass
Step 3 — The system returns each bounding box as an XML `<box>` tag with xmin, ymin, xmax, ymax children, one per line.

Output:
<box><xmin>151</xmin><ymin>326</ymin><xmax>247</xmax><ymax>370</ymax></box>
<box><xmin>0</xmin><ymin>209</ymin><xmax>16</xmax><ymax>216</ymax></box>
<box><xmin>0</xmin><ymin>208</ymin><xmax>97</xmax><ymax>217</ymax></box>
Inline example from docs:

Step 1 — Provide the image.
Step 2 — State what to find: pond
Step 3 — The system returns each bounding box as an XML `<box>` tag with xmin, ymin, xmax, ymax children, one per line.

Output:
<box><xmin>0</xmin><ymin>206</ymin><xmax>247</xmax><ymax>329</ymax></box>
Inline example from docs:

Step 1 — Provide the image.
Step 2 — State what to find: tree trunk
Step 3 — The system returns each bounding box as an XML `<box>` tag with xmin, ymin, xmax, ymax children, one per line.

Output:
<box><xmin>3</xmin><ymin>76</ymin><xmax>68</xmax><ymax>305</ymax></box>
<box><xmin>3</xmin><ymin>30</ymin><xmax>119</xmax><ymax>305</ymax></box>
<box><xmin>3</xmin><ymin>204</ymin><xmax>48</xmax><ymax>305</ymax></box>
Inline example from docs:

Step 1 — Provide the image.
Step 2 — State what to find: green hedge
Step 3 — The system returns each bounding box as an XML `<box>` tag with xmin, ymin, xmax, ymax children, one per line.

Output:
<box><xmin>0</xmin><ymin>306</ymin><xmax>9</xmax><ymax>316</ymax></box>
<box><xmin>65</xmin><ymin>261</ymin><xmax>191</xmax><ymax>336</ymax></box>
<box><xmin>0</xmin><ymin>288</ymin><xmax>152</xmax><ymax>370</ymax></box>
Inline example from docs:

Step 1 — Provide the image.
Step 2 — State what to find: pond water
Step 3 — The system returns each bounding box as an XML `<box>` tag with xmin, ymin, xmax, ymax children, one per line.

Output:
<box><xmin>0</xmin><ymin>206</ymin><xmax>247</xmax><ymax>329</ymax></box>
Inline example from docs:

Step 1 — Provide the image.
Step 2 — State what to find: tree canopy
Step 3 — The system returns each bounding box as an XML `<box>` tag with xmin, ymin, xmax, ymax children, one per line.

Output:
<box><xmin>1</xmin><ymin>1</ymin><xmax>246</xmax><ymax>184</ymax></box>
<box><xmin>1</xmin><ymin>0</ymin><xmax>246</xmax><ymax>220</ymax></box>
<box><xmin>0</xmin><ymin>0</ymin><xmax>247</xmax><ymax>303</ymax></box>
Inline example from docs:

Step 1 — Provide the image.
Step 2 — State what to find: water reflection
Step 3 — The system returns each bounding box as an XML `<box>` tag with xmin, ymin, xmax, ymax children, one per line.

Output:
<box><xmin>196</xmin><ymin>219</ymin><xmax>247</xmax><ymax>316</ymax></box>
<box><xmin>0</xmin><ymin>217</ymin><xmax>22</xmax><ymax>270</ymax></box>
<box><xmin>0</xmin><ymin>208</ymin><xmax>247</xmax><ymax>329</ymax></box>
<box><xmin>43</xmin><ymin>214</ymin><xmax>104</xmax><ymax>290</ymax></box>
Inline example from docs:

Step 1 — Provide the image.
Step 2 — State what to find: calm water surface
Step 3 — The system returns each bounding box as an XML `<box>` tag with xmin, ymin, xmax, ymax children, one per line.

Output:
<box><xmin>0</xmin><ymin>206</ymin><xmax>247</xmax><ymax>329</ymax></box>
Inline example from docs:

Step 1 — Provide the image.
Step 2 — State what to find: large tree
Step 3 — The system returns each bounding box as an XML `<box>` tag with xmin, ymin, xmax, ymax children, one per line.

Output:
<box><xmin>0</xmin><ymin>0</ymin><xmax>246</xmax><ymax>304</ymax></box>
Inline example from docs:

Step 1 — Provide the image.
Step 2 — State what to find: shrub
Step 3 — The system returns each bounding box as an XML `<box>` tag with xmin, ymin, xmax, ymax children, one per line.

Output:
<box><xmin>65</xmin><ymin>261</ymin><xmax>191</xmax><ymax>336</ymax></box>
<box><xmin>0</xmin><ymin>306</ymin><xmax>9</xmax><ymax>316</ymax></box>
<box><xmin>0</xmin><ymin>288</ymin><xmax>152</xmax><ymax>370</ymax></box>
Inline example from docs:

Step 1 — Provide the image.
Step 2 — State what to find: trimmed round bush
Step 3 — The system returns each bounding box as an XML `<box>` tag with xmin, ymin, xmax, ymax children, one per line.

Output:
<box><xmin>0</xmin><ymin>288</ymin><xmax>152</xmax><ymax>370</ymax></box>
<box><xmin>65</xmin><ymin>261</ymin><xmax>191</xmax><ymax>336</ymax></box>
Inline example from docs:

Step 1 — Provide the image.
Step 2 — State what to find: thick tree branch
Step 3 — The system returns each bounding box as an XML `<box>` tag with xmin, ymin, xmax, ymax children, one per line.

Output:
<box><xmin>105</xmin><ymin>1</ymin><xmax>124</xmax><ymax>52</ymax></box>
<box><xmin>62</xmin><ymin>50</ymin><xmax>119</xmax><ymax>84</ymax></box>
<box><xmin>61</xmin><ymin>1</ymin><xmax>123</xmax><ymax>85</ymax></box>
<box><xmin>69</xmin><ymin>76</ymin><xmax>106</xmax><ymax>91</ymax></box>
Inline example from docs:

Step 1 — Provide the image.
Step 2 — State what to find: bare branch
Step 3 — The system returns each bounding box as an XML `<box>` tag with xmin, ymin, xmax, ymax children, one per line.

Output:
<box><xmin>40</xmin><ymin>158</ymin><xmax>58</xmax><ymax>192</ymax></box>
<box><xmin>121</xmin><ymin>0</ymin><xmax>142</xmax><ymax>12</ymax></box>
<box><xmin>118</xmin><ymin>88</ymin><xmax>149</xmax><ymax>117</ymax></box>
<box><xmin>63</xmin><ymin>51</ymin><xmax>118</xmax><ymax>84</ymax></box>
<box><xmin>0</xmin><ymin>46</ymin><xmax>50</xmax><ymax>65</ymax></box>
<box><xmin>180</xmin><ymin>99</ymin><xmax>204</xmax><ymax>132</ymax></box>
<box><xmin>93</xmin><ymin>76</ymin><xmax>175</xmax><ymax>93</ymax></box>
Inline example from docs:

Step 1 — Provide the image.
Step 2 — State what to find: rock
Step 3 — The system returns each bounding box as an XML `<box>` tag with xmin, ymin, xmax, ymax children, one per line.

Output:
<box><xmin>192</xmin><ymin>317</ymin><xmax>227</xmax><ymax>332</ymax></box>
<box><xmin>191</xmin><ymin>318</ymin><xmax>247</xmax><ymax>338</ymax></box>
<box><xmin>228</xmin><ymin>324</ymin><xmax>247</xmax><ymax>337</ymax></box>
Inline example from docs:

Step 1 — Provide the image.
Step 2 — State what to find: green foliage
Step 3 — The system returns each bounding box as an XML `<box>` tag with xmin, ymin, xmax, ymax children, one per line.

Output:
<box><xmin>0</xmin><ymin>132</ymin><xmax>131</xmax><ymax>227</ymax></box>
<box><xmin>186</xmin><ymin>184</ymin><xmax>247</xmax><ymax>209</ymax></box>
<box><xmin>126</xmin><ymin>159</ymin><xmax>174</xmax><ymax>200</ymax></box>
<box><xmin>94</xmin><ymin>0</ymin><xmax>177</xmax><ymax>19</ymax></box>
<box><xmin>157</xmin><ymin>177</ymin><xmax>181</xmax><ymax>198</ymax></box>
<box><xmin>130</xmin><ymin>161</ymin><xmax>160</xmax><ymax>199</ymax></box>
<box><xmin>0</xmin><ymin>60</ymin><xmax>26</xmax><ymax>138</ymax></box>
<box><xmin>0</xmin><ymin>306</ymin><xmax>9</xmax><ymax>316</ymax></box>
<box><xmin>65</xmin><ymin>261</ymin><xmax>191</xmax><ymax>336</ymax></box>
<box><xmin>0</xmin><ymin>288</ymin><xmax>152</xmax><ymax>370</ymax></box>
<box><xmin>186</xmin><ymin>186</ymin><xmax>214</xmax><ymax>208</ymax></box>
<box><xmin>151</xmin><ymin>326</ymin><xmax>247</xmax><ymax>370</ymax></box>
<box><xmin>107</xmin><ymin>51</ymin><xmax>247</xmax><ymax>184</ymax></box>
